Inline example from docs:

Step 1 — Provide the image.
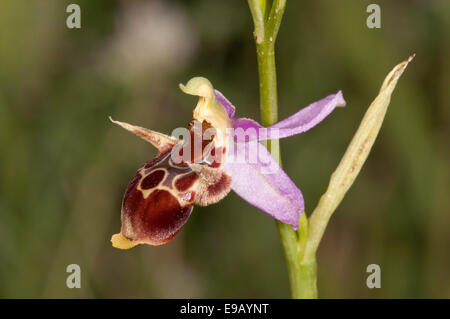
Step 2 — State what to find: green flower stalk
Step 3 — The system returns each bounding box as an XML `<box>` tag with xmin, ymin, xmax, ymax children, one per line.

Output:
<box><xmin>248</xmin><ymin>0</ymin><xmax>414</xmax><ymax>298</ymax></box>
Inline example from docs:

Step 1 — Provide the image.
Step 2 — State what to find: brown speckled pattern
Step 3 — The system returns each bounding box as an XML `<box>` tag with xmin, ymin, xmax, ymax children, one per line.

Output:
<box><xmin>121</xmin><ymin>120</ymin><xmax>231</xmax><ymax>245</ymax></box>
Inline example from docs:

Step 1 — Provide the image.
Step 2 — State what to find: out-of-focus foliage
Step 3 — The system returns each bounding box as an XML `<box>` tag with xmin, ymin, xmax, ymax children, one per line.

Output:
<box><xmin>0</xmin><ymin>0</ymin><xmax>448</xmax><ymax>298</ymax></box>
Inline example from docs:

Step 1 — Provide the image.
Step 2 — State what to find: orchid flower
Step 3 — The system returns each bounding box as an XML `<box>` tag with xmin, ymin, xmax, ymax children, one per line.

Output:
<box><xmin>110</xmin><ymin>77</ymin><xmax>345</xmax><ymax>249</ymax></box>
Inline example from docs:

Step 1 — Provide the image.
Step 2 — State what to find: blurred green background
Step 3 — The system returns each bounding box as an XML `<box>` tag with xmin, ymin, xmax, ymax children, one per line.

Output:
<box><xmin>0</xmin><ymin>0</ymin><xmax>449</xmax><ymax>298</ymax></box>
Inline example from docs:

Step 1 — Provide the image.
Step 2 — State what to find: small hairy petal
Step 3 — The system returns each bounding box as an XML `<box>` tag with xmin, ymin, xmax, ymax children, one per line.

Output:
<box><xmin>223</xmin><ymin>141</ymin><xmax>304</xmax><ymax>229</ymax></box>
<box><xmin>215</xmin><ymin>89</ymin><xmax>235</xmax><ymax>119</ymax></box>
<box><xmin>231</xmin><ymin>91</ymin><xmax>346</xmax><ymax>142</ymax></box>
<box><xmin>109</xmin><ymin>117</ymin><xmax>178</xmax><ymax>153</ymax></box>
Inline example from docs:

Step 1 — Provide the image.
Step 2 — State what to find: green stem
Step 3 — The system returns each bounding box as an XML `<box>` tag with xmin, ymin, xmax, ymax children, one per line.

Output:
<box><xmin>248</xmin><ymin>0</ymin><xmax>413</xmax><ymax>300</ymax></box>
<box><xmin>257</xmin><ymin>43</ymin><xmax>278</xmax><ymax>125</ymax></box>
<box><xmin>250</xmin><ymin>0</ymin><xmax>317</xmax><ymax>298</ymax></box>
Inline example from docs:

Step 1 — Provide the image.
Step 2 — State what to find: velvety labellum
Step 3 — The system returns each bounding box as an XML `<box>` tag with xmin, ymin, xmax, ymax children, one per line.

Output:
<box><xmin>115</xmin><ymin>124</ymin><xmax>231</xmax><ymax>248</ymax></box>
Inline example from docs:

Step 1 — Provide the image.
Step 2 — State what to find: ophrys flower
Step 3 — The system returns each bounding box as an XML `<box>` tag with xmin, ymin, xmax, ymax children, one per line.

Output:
<box><xmin>110</xmin><ymin>77</ymin><xmax>345</xmax><ymax>249</ymax></box>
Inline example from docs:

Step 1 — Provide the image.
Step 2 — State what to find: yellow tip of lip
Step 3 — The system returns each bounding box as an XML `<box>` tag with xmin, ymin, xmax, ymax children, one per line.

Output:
<box><xmin>111</xmin><ymin>233</ymin><xmax>140</xmax><ymax>250</ymax></box>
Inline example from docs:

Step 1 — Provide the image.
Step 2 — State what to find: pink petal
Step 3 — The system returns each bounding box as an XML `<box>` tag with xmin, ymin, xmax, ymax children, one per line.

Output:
<box><xmin>223</xmin><ymin>140</ymin><xmax>304</xmax><ymax>229</ymax></box>
<box><xmin>232</xmin><ymin>91</ymin><xmax>346</xmax><ymax>142</ymax></box>
<box><xmin>215</xmin><ymin>89</ymin><xmax>235</xmax><ymax>119</ymax></box>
